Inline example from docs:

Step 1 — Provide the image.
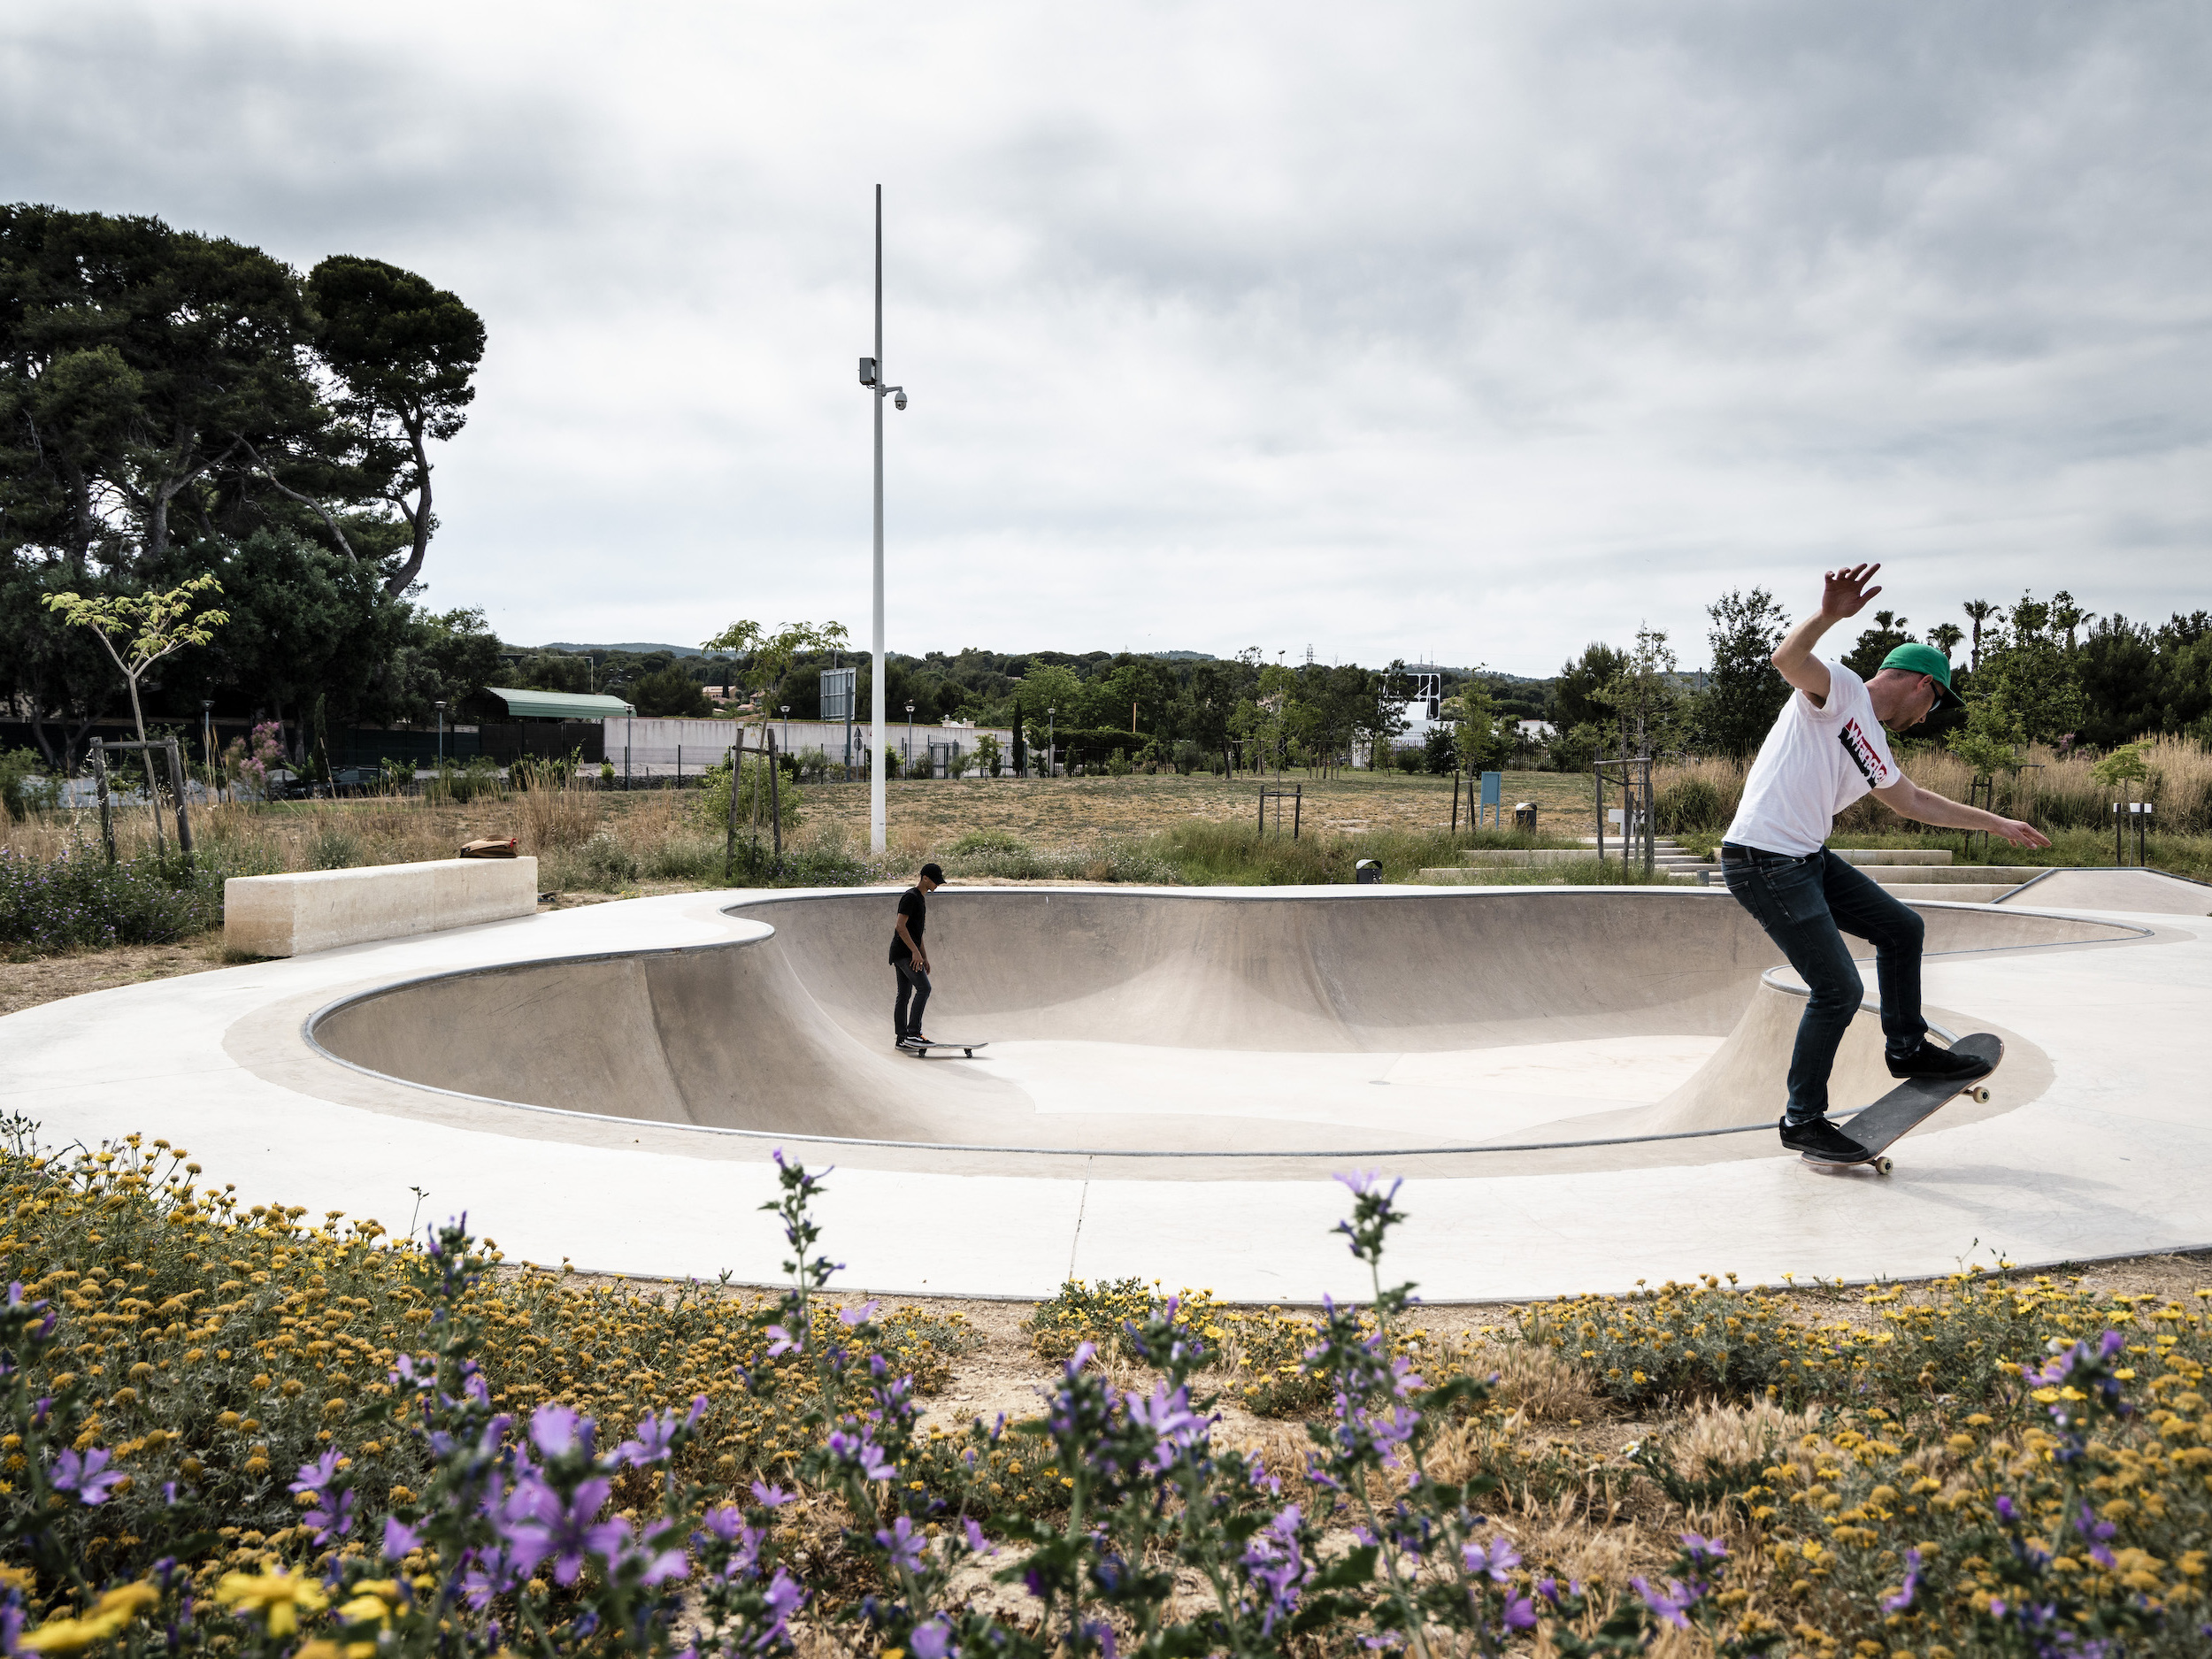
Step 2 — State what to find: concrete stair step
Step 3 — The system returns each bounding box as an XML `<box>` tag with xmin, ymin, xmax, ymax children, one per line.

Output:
<box><xmin>1832</xmin><ymin>847</ymin><xmax>1955</xmax><ymax>866</ymax></box>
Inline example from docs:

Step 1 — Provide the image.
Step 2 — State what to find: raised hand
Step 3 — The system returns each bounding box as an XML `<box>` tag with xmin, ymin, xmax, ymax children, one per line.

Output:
<box><xmin>1819</xmin><ymin>563</ymin><xmax>1884</xmax><ymax>621</ymax></box>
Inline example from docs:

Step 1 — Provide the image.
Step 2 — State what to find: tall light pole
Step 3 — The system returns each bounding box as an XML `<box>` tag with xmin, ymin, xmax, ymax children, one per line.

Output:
<box><xmin>1047</xmin><ymin>706</ymin><xmax>1056</xmax><ymax>779</ymax></box>
<box><xmin>860</xmin><ymin>184</ymin><xmax>909</xmax><ymax>853</ymax></box>
<box><xmin>905</xmin><ymin>700</ymin><xmax>916</xmax><ymax>775</ymax></box>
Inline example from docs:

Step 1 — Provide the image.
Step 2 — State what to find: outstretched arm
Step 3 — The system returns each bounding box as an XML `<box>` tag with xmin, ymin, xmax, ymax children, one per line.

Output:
<box><xmin>1871</xmin><ymin>777</ymin><xmax>2052</xmax><ymax>848</ymax></box>
<box><xmin>1772</xmin><ymin>564</ymin><xmax>1885</xmax><ymax>706</ymax></box>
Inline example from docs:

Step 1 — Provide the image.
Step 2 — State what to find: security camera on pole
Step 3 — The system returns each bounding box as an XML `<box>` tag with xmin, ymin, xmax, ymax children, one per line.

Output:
<box><xmin>859</xmin><ymin>184</ymin><xmax>910</xmax><ymax>855</ymax></box>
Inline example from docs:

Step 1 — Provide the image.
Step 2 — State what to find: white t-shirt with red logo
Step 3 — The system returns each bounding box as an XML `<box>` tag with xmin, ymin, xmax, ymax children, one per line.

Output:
<box><xmin>1724</xmin><ymin>659</ymin><xmax>1899</xmax><ymax>856</ymax></box>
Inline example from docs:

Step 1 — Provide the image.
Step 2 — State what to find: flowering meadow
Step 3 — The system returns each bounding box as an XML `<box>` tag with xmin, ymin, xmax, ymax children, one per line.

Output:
<box><xmin>3</xmin><ymin>1127</ymin><xmax>2209</xmax><ymax>1657</ymax></box>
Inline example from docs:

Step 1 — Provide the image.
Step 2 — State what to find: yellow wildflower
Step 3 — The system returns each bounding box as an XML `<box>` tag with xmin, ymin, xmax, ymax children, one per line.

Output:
<box><xmin>21</xmin><ymin>1583</ymin><xmax>161</xmax><ymax>1653</ymax></box>
<box><xmin>215</xmin><ymin>1570</ymin><xmax>330</xmax><ymax>1638</ymax></box>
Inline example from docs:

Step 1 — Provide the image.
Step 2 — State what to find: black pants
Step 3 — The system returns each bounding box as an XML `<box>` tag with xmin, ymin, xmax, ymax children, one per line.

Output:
<box><xmin>1720</xmin><ymin>845</ymin><xmax>1927</xmax><ymax>1119</ymax></box>
<box><xmin>893</xmin><ymin>959</ymin><xmax>932</xmax><ymax>1040</ymax></box>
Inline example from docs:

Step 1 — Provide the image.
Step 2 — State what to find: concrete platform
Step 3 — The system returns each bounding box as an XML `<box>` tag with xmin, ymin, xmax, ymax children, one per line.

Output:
<box><xmin>225</xmin><ymin>857</ymin><xmax>540</xmax><ymax>956</ymax></box>
<box><xmin>4</xmin><ymin>884</ymin><xmax>2205</xmax><ymax>1303</ymax></box>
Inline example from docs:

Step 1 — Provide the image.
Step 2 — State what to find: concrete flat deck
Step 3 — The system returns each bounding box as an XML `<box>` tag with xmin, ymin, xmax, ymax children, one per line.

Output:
<box><xmin>4</xmin><ymin>885</ymin><xmax>2203</xmax><ymax>1302</ymax></box>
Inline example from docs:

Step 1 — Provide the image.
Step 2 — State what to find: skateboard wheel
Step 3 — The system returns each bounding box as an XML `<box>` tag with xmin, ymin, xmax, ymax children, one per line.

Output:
<box><xmin>1877</xmin><ymin>1157</ymin><xmax>1893</xmax><ymax>1175</ymax></box>
<box><xmin>1969</xmin><ymin>1086</ymin><xmax>1991</xmax><ymax>1104</ymax></box>
<box><xmin>963</xmin><ymin>1048</ymin><xmax>974</xmax><ymax>1056</ymax></box>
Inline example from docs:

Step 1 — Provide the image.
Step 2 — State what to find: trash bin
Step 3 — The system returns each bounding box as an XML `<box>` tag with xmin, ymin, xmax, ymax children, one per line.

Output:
<box><xmin>1513</xmin><ymin>802</ymin><xmax>1537</xmax><ymax>832</ymax></box>
<box><xmin>1354</xmin><ymin>859</ymin><xmax>1383</xmax><ymax>885</ymax></box>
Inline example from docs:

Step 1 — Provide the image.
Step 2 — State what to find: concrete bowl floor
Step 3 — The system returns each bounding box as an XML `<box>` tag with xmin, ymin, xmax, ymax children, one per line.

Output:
<box><xmin>5</xmin><ymin>885</ymin><xmax>2207</xmax><ymax>1302</ymax></box>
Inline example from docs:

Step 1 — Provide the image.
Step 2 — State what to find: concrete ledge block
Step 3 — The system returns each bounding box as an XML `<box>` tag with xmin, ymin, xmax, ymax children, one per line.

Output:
<box><xmin>225</xmin><ymin>857</ymin><xmax>539</xmax><ymax>956</ymax></box>
<box><xmin>1832</xmin><ymin>848</ymin><xmax>1954</xmax><ymax>865</ymax></box>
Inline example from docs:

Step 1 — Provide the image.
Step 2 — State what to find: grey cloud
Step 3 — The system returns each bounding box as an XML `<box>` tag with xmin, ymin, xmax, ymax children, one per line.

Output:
<box><xmin>2</xmin><ymin>0</ymin><xmax>2206</xmax><ymax>664</ymax></box>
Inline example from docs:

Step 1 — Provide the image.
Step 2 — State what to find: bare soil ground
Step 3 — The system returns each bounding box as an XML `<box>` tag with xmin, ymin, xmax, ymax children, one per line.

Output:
<box><xmin>0</xmin><ymin>936</ymin><xmax>232</xmax><ymax>1018</ymax></box>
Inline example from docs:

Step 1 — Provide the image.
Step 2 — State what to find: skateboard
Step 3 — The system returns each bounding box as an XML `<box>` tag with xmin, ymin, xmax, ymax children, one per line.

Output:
<box><xmin>1809</xmin><ymin>1033</ymin><xmax>2002</xmax><ymax>1175</ymax></box>
<box><xmin>899</xmin><ymin>1039</ymin><xmax>990</xmax><ymax>1059</ymax></box>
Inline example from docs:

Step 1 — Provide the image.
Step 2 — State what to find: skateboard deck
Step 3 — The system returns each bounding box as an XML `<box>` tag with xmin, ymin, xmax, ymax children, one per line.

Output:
<box><xmin>900</xmin><ymin>1039</ymin><xmax>990</xmax><ymax>1058</ymax></box>
<box><xmin>1809</xmin><ymin>1033</ymin><xmax>2003</xmax><ymax>1174</ymax></box>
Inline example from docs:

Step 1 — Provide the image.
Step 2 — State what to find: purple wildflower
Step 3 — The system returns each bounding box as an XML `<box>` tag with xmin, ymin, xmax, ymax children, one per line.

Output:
<box><xmin>878</xmin><ymin>1515</ymin><xmax>927</xmax><ymax>1575</ymax></box>
<box><xmin>1632</xmin><ymin>1577</ymin><xmax>1698</xmax><ymax>1629</ymax></box>
<box><xmin>384</xmin><ymin>1517</ymin><xmax>423</xmax><ymax>1559</ymax></box>
<box><xmin>760</xmin><ymin>1568</ymin><xmax>803</xmax><ymax>1644</ymax></box>
<box><xmin>527</xmin><ymin>1403</ymin><xmax>594</xmax><ymax>1461</ymax></box>
<box><xmin>49</xmin><ymin>1448</ymin><xmax>124</xmax><ymax>1505</ymax></box>
<box><xmin>826</xmin><ymin>1428</ymin><xmax>895</xmax><ymax>1482</ymax></box>
<box><xmin>910</xmin><ymin>1617</ymin><xmax>956</xmax><ymax>1659</ymax></box>
<box><xmin>1881</xmin><ymin>1549</ymin><xmax>1922</xmax><ymax>1614</ymax></box>
<box><xmin>1463</xmin><ymin>1537</ymin><xmax>1521</xmax><ymax>1581</ymax></box>
<box><xmin>749</xmin><ymin>1479</ymin><xmax>794</xmax><ymax>1508</ymax></box>
<box><xmin>1679</xmin><ymin>1531</ymin><xmax>1730</xmax><ymax>1569</ymax></box>
<box><xmin>501</xmin><ymin>1473</ymin><xmax>627</xmax><ymax>1586</ymax></box>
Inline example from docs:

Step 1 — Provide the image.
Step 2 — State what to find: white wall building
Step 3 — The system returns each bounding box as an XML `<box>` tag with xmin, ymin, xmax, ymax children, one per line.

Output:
<box><xmin>600</xmin><ymin>716</ymin><xmax>1018</xmax><ymax>779</ymax></box>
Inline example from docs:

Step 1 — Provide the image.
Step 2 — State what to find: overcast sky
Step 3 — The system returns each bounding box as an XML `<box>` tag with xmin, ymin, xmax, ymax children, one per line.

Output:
<box><xmin>4</xmin><ymin>1</ymin><xmax>2207</xmax><ymax>673</ymax></box>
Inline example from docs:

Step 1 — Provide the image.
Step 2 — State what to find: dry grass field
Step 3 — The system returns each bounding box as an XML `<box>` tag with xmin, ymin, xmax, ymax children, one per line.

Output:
<box><xmin>793</xmin><ymin>767</ymin><xmax>1605</xmax><ymax>850</ymax></box>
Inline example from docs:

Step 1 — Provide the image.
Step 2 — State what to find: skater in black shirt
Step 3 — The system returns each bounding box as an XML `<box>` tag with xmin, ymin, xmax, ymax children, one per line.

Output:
<box><xmin>888</xmin><ymin>863</ymin><xmax>944</xmax><ymax>1048</ymax></box>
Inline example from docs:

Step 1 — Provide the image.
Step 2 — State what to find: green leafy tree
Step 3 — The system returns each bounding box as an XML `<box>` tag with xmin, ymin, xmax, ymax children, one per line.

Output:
<box><xmin>1548</xmin><ymin>721</ymin><xmax>1601</xmax><ymax>772</ymax></box>
<box><xmin>0</xmin><ymin>205</ymin><xmax>327</xmax><ymax>578</ymax></box>
<box><xmin>1842</xmin><ymin>608</ymin><xmax>1914</xmax><ymax>680</ymax></box>
<box><xmin>184</xmin><ymin>530</ymin><xmax>411</xmax><ymax>753</ymax></box>
<box><xmin>1961</xmin><ymin>598</ymin><xmax>2000</xmax><ymax>672</ymax></box>
<box><xmin>41</xmin><ymin>573</ymin><xmax>227</xmax><ymax>748</ymax></box>
<box><xmin>1450</xmin><ymin>680</ymin><xmax>1510</xmax><ymax>771</ymax></box>
<box><xmin>1014</xmin><ymin>663</ymin><xmax>1085</xmax><ymax>733</ymax></box>
<box><xmin>1695</xmin><ymin>587</ymin><xmax>1792</xmax><ymax>757</ymax></box>
<box><xmin>1594</xmin><ymin>624</ymin><xmax>1687</xmax><ymax>757</ymax></box>
<box><xmin>632</xmin><ymin>663</ymin><xmax>710</xmax><ymax>718</ymax></box>
<box><xmin>701</xmin><ymin>620</ymin><xmax>851</xmax><ymax>710</ymax></box>
<box><xmin>1548</xmin><ymin>641</ymin><xmax>1627</xmax><ymax>728</ymax></box>
<box><xmin>1924</xmin><ymin>620</ymin><xmax>1964</xmax><ymax>661</ymax></box>
<box><xmin>2049</xmin><ymin>590</ymin><xmax>2093</xmax><ymax>652</ymax></box>
<box><xmin>1961</xmin><ymin>595</ymin><xmax>2085</xmax><ymax>748</ymax></box>
<box><xmin>303</xmin><ymin>257</ymin><xmax>488</xmax><ymax>596</ymax></box>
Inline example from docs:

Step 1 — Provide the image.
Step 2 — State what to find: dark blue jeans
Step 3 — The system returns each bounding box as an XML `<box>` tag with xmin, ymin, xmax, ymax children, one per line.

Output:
<box><xmin>1720</xmin><ymin>846</ymin><xmax>1927</xmax><ymax>1120</ymax></box>
<box><xmin>893</xmin><ymin>959</ymin><xmax>932</xmax><ymax>1040</ymax></box>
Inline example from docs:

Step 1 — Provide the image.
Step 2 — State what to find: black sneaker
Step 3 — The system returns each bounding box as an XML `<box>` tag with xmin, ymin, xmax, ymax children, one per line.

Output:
<box><xmin>1886</xmin><ymin>1041</ymin><xmax>1995</xmax><ymax>1083</ymax></box>
<box><xmin>1779</xmin><ymin>1114</ymin><xmax>1870</xmax><ymax>1164</ymax></box>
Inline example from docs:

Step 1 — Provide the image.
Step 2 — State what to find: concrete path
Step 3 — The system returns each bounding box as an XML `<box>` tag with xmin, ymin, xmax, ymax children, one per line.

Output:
<box><xmin>4</xmin><ymin>885</ymin><xmax>2204</xmax><ymax>1303</ymax></box>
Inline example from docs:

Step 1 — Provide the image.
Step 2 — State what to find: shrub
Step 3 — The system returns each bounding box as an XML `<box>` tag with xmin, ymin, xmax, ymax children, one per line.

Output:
<box><xmin>694</xmin><ymin>757</ymin><xmax>803</xmax><ymax>834</ymax></box>
<box><xmin>424</xmin><ymin>757</ymin><xmax>503</xmax><ymax>804</ymax></box>
<box><xmin>0</xmin><ymin>1133</ymin><xmax>2207</xmax><ymax>1658</ymax></box>
<box><xmin>305</xmin><ymin>823</ymin><xmax>364</xmax><ymax>870</ymax></box>
<box><xmin>0</xmin><ymin>842</ymin><xmax>272</xmax><ymax>954</ymax></box>
<box><xmin>946</xmin><ymin>828</ymin><xmax>1027</xmax><ymax>856</ymax></box>
<box><xmin>1655</xmin><ymin>774</ymin><xmax>1729</xmax><ymax>832</ymax></box>
<box><xmin>1</xmin><ymin>749</ymin><xmax>63</xmax><ymax>821</ymax></box>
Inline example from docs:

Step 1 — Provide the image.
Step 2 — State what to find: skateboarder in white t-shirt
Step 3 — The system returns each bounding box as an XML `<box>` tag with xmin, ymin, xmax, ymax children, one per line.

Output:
<box><xmin>1720</xmin><ymin>564</ymin><xmax>2050</xmax><ymax>1163</ymax></box>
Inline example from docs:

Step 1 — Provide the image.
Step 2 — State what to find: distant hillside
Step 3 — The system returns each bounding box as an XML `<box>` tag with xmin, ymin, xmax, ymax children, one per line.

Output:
<box><xmin>539</xmin><ymin>641</ymin><xmax>708</xmax><ymax>657</ymax></box>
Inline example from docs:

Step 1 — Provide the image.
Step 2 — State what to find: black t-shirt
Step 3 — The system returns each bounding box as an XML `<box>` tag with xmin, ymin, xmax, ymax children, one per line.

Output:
<box><xmin>888</xmin><ymin>886</ymin><xmax>926</xmax><ymax>964</ymax></box>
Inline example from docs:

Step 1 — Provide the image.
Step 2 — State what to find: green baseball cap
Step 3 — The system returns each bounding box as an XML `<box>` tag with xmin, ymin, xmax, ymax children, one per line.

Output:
<box><xmin>1880</xmin><ymin>641</ymin><xmax>1963</xmax><ymax>709</ymax></box>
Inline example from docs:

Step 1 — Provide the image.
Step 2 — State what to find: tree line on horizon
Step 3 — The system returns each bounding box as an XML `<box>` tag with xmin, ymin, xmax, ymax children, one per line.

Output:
<box><xmin>0</xmin><ymin>204</ymin><xmax>491</xmax><ymax>766</ymax></box>
<box><xmin>5</xmin><ymin>206</ymin><xmax>2204</xmax><ymax>779</ymax></box>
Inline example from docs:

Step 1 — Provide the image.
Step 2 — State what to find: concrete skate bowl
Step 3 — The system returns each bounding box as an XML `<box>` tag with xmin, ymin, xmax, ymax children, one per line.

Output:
<box><xmin>305</xmin><ymin>888</ymin><xmax>2141</xmax><ymax>1174</ymax></box>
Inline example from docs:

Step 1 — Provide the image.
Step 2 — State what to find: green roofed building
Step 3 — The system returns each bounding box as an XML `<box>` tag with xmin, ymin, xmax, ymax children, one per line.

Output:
<box><xmin>475</xmin><ymin>687</ymin><xmax>636</xmax><ymax>721</ymax></box>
